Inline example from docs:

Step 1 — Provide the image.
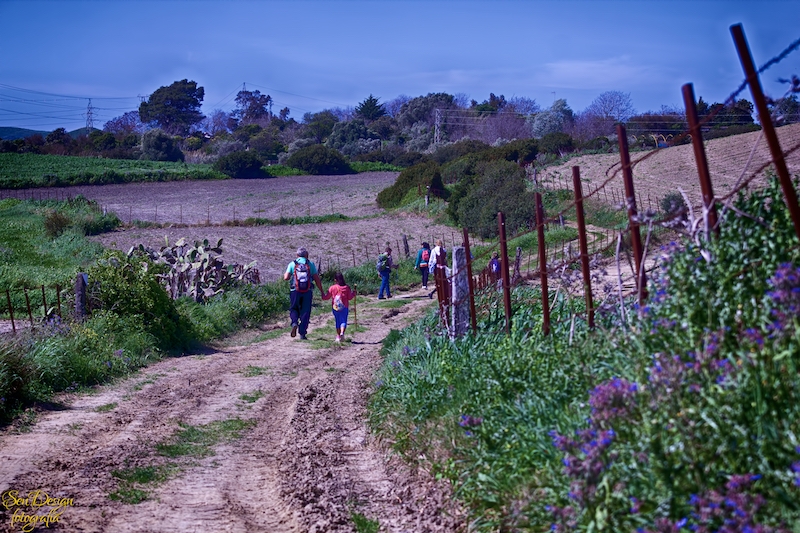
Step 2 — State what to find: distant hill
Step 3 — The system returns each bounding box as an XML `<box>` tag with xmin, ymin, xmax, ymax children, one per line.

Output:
<box><xmin>0</xmin><ymin>126</ymin><xmax>98</xmax><ymax>141</ymax></box>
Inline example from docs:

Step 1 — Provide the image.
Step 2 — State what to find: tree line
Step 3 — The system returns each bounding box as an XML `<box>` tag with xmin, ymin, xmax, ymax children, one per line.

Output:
<box><xmin>1</xmin><ymin>78</ymin><xmax>798</xmax><ymax>178</ymax></box>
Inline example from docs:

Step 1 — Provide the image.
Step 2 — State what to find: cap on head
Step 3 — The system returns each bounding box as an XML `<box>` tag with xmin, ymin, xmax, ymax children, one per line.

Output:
<box><xmin>297</xmin><ymin>247</ymin><xmax>308</xmax><ymax>258</ymax></box>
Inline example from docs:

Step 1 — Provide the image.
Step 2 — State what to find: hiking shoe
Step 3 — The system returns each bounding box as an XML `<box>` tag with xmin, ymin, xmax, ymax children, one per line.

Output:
<box><xmin>290</xmin><ymin>323</ymin><xmax>297</xmax><ymax>337</ymax></box>
<box><xmin>378</xmin><ymin>296</ymin><xmax>385</xmax><ymax>300</ymax></box>
<box><xmin>299</xmin><ymin>334</ymin><xmax>307</xmax><ymax>340</ymax></box>
<box><xmin>422</xmin><ymin>285</ymin><xmax>427</xmax><ymax>290</ymax></box>
<box><xmin>387</xmin><ymin>294</ymin><xmax>393</xmax><ymax>298</ymax></box>
<box><xmin>335</xmin><ymin>335</ymin><xmax>341</xmax><ymax>343</ymax></box>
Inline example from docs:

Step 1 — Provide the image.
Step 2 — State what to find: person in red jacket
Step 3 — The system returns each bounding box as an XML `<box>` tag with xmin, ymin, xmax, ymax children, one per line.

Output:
<box><xmin>322</xmin><ymin>272</ymin><xmax>357</xmax><ymax>342</ymax></box>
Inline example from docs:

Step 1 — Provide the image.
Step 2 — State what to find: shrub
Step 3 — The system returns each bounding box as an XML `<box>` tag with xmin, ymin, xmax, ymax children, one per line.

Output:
<box><xmin>87</xmin><ymin>251</ymin><xmax>190</xmax><ymax>350</ymax></box>
<box><xmin>213</xmin><ymin>150</ymin><xmax>266</xmax><ymax>178</ymax></box>
<box><xmin>43</xmin><ymin>210</ymin><xmax>71</xmax><ymax>238</ymax></box>
<box><xmin>430</xmin><ymin>139</ymin><xmax>491</xmax><ymax>165</ymax></box>
<box><xmin>539</xmin><ymin>132</ymin><xmax>574</xmax><ymax>155</ymax></box>
<box><xmin>140</xmin><ymin>129</ymin><xmax>184</xmax><ymax>162</ymax></box>
<box><xmin>376</xmin><ymin>161</ymin><xmax>446</xmax><ymax>208</ymax></box>
<box><xmin>284</xmin><ymin>144</ymin><xmax>353</xmax><ymax>175</ymax></box>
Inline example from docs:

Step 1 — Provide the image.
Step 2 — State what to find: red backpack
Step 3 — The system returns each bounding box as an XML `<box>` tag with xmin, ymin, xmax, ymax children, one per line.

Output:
<box><xmin>420</xmin><ymin>248</ymin><xmax>430</xmax><ymax>267</ymax></box>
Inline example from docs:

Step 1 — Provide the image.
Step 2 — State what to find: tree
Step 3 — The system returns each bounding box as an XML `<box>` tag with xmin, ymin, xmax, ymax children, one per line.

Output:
<box><xmin>355</xmin><ymin>94</ymin><xmax>387</xmax><ymax>122</ymax></box>
<box><xmin>301</xmin><ymin>110</ymin><xmax>339</xmax><ymax>143</ymax></box>
<box><xmin>104</xmin><ymin>111</ymin><xmax>145</xmax><ymax>135</ymax></box>
<box><xmin>202</xmin><ymin>109</ymin><xmax>233</xmax><ymax>137</ymax></box>
<box><xmin>140</xmin><ymin>129</ymin><xmax>184</xmax><ymax>162</ymax></box>
<box><xmin>232</xmin><ymin>89</ymin><xmax>272</xmax><ymax>125</ymax></box>
<box><xmin>139</xmin><ymin>79</ymin><xmax>205</xmax><ymax>136</ymax></box>
<box><xmin>470</xmin><ymin>93</ymin><xmax>507</xmax><ymax>115</ymax></box>
<box><xmin>771</xmin><ymin>94</ymin><xmax>800</xmax><ymax>125</ymax></box>
<box><xmin>528</xmin><ymin>99</ymin><xmax>574</xmax><ymax>138</ymax></box>
<box><xmin>326</xmin><ymin>120</ymin><xmax>379</xmax><ymax>153</ymax></box>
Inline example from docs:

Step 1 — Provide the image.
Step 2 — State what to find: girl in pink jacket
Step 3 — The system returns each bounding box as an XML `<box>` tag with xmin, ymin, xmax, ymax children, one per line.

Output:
<box><xmin>322</xmin><ymin>272</ymin><xmax>357</xmax><ymax>342</ymax></box>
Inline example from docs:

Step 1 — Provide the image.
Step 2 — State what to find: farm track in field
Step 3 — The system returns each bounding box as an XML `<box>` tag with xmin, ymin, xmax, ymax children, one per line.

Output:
<box><xmin>0</xmin><ymin>288</ymin><xmax>465</xmax><ymax>532</ymax></box>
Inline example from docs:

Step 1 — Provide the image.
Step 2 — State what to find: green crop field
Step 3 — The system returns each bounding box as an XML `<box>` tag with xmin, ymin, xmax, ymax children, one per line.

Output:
<box><xmin>0</xmin><ymin>153</ymin><xmax>226</xmax><ymax>189</ymax></box>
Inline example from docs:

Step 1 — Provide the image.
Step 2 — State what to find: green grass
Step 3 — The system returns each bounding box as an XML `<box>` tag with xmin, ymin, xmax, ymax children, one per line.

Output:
<box><xmin>238</xmin><ymin>390</ymin><xmax>265</xmax><ymax>403</ymax></box>
<box><xmin>373</xmin><ymin>299</ymin><xmax>409</xmax><ymax>309</ymax></box>
<box><xmin>238</xmin><ymin>213</ymin><xmax>351</xmax><ymax>226</ymax></box>
<box><xmin>0</xmin><ymin>152</ymin><xmax>225</xmax><ymax>188</ymax></box>
<box><xmin>95</xmin><ymin>402</ymin><xmax>117</xmax><ymax>412</ymax></box>
<box><xmin>238</xmin><ymin>365</ymin><xmax>270</xmax><ymax>377</ymax></box>
<box><xmin>156</xmin><ymin>418</ymin><xmax>256</xmax><ymax>458</ymax></box>
<box><xmin>263</xmin><ymin>164</ymin><xmax>304</xmax><ymax>177</ymax></box>
<box><xmin>351</xmin><ymin>511</ymin><xmax>380</xmax><ymax>533</ymax></box>
<box><xmin>350</xmin><ymin>161</ymin><xmax>403</xmax><ymax>173</ymax></box>
<box><xmin>109</xmin><ymin>464</ymin><xmax>178</xmax><ymax>504</ymax></box>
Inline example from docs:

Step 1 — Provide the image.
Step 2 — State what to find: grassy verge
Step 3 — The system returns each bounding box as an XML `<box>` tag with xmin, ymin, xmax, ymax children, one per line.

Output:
<box><xmin>0</xmin><ymin>153</ymin><xmax>225</xmax><ymax>188</ymax></box>
<box><xmin>370</xmin><ymin>177</ymin><xmax>800</xmax><ymax>531</ymax></box>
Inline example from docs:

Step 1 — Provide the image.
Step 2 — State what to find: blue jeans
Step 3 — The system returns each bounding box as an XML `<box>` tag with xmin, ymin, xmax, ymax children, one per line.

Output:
<box><xmin>379</xmin><ymin>270</ymin><xmax>391</xmax><ymax>298</ymax></box>
<box><xmin>289</xmin><ymin>290</ymin><xmax>313</xmax><ymax>335</ymax></box>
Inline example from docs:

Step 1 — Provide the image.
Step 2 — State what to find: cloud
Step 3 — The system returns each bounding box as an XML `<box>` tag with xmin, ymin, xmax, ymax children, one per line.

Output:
<box><xmin>537</xmin><ymin>57</ymin><xmax>667</xmax><ymax>91</ymax></box>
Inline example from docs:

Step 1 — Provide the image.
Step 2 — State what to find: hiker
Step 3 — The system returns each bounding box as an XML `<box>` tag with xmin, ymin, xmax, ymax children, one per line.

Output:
<box><xmin>322</xmin><ymin>272</ymin><xmax>357</xmax><ymax>342</ymax></box>
<box><xmin>376</xmin><ymin>246</ymin><xmax>397</xmax><ymax>299</ymax></box>
<box><xmin>427</xmin><ymin>239</ymin><xmax>446</xmax><ymax>298</ymax></box>
<box><xmin>488</xmin><ymin>251</ymin><xmax>502</xmax><ymax>288</ymax></box>
<box><xmin>283</xmin><ymin>247</ymin><xmax>324</xmax><ymax>340</ymax></box>
<box><xmin>414</xmin><ymin>241</ymin><xmax>432</xmax><ymax>290</ymax></box>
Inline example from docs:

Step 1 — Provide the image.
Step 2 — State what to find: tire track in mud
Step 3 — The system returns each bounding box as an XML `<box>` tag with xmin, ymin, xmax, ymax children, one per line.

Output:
<box><xmin>0</xmin><ymin>289</ymin><xmax>463</xmax><ymax>533</ymax></box>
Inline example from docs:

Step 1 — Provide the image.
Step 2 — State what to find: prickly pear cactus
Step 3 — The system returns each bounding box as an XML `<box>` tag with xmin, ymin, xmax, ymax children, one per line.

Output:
<box><xmin>127</xmin><ymin>237</ymin><xmax>260</xmax><ymax>302</ymax></box>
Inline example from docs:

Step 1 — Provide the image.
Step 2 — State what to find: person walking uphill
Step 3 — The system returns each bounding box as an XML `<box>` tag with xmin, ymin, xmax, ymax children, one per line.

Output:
<box><xmin>322</xmin><ymin>272</ymin><xmax>357</xmax><ymax>342</ymax></box>
<box><xmin>283</xmin><ymin>247</ymin><xmax>325</xmax><ymax>340</ymax></box>
<box><xmin>414</xmin><ymin>242</ymin><xmax>431</xmax><ymax>290</ymax></box>
<box><xmin>377</xmin><ymin>246</ymin><xmax>397</xmax><ymax>299</ymax></box>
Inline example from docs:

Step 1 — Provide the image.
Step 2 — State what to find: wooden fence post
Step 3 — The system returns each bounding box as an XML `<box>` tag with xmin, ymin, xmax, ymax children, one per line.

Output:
<box><xmin>497</xmin><ymin>212</ymin><xmax>513</xmax><ymax>334</ymax></box>
<box><xmin>24</xmin><ymin>288</ymin><xmax>33</xmax><ymax>328</ymax></box>
<box><xmin>402</xmin><ymin>234</ymin><xmax>410</xmax><ymax>258</ymax></box>
<box><xmin>5</xmin><ymin>289</ymin><xmax>15</xmax><ymax>334</ymax></box>
<box><xmin>462</xmin><ymin>228</ymin><xmax>477</xmax><ymax>334</ymax></box>
<box><xmin>682</xmin><ymin>83</ymin><xmax>719</xmax><ymax>235</ymax></box>
<box><xmin>535</xmin><ymin>193</ymin><xmax>551</xmax><ymax>335</ymax></box>
<box><xmin>731</xmin><ymin>23</ymin><xmax>800</xmax><ymax>242</ymax></box>
<box><xmin>41</xmin><ymin>285</ymin><xmax>47</xmax><ymax>318</ymax></box>
<box><xmin>572</xmin><ymin>166</ymin><xmax>595</xmax><ymax>328</ymax></box>
<box><xmin>616</xmin><ymin>124</ymin><xmax>648</xmax><ymax>304</ymax></box>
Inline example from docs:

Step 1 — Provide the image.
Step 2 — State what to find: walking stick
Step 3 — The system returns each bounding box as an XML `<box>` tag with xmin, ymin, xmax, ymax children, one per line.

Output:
<box><xmin>352</xmin><ymin>284</ymin><xmax>358</xmax><ymax>338</ymax></box>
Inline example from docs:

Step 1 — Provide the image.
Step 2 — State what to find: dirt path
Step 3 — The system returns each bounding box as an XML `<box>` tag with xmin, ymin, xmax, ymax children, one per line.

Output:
<box><xmin>0</xmin><ymin>288</ymin><xmax>464</xmax><ymax>533</ymax></box>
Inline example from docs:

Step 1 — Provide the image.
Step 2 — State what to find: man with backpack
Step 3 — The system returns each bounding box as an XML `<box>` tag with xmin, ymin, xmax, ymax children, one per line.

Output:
<box><xmin>414</xmin><ymin>241</ymin><xmax>431</xmax><ymax>290</ymax></box>
<box><xmin>376</xmin><ymin>246</ymin><xmax>397</xmax><ymax>299</ymax></box>
<box><xmin>283</xmin><ymin>247</ymin><xmax>325</xmax><ymax>339</ymax></box>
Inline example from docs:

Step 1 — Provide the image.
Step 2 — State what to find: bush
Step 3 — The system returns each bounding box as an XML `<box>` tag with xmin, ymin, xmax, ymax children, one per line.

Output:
<box><xmin>213</xmin><ymin>150</ymin><xmax>267</xmax><ymax>178</ymax></box>
<box><xmin>43</xmin><ymin>210</ymin><xmax>71</xmax><ymax>238</ymax></box>
<box><xmin>140</xmin><ymin>129</ymin><xmax>184</xmax><ymax>162</ymax></box>
<box><xmin>539</xmin><ymin>132</ymin><xmax>574</xmax><ymax>155</ymax></box>
<box><xmin>284</xmin><ymin>144</ymin><xmax>353</xmax><ymax>175</ymax></box>
<box><xmin>87</xmin><ymin>251</ymin><xmax>190</xmax><ymax>350</ymax></box>
<box><xmin>376</xmin><ymin>161</ymin><xmax>446</xmax><ymax>208</ymax></box>
<box><xmin>454</xmin><ymin>160</ymin><xmax>536</xmax><ymax>238</ymax></box>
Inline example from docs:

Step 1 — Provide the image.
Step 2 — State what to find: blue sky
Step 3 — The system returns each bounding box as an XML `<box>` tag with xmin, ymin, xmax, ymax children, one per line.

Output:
<box><xmin>1</xmin><ymin>0</ymin><xmax>798</xmax><ymax>132</ymax></box>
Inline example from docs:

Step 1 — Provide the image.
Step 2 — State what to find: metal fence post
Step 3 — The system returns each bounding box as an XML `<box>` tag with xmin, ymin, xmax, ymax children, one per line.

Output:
<box><xmin>731</xmin><ymin>23</ymin><xmax>800</xmax><ymax>242</ymax></box>
<box><xmin>535</xmin><ymin>193</ymin><xmax>551</xmax><ymax>335</ymax></box>
<box><xmin>682</xmin><ymin>83</ymin><xmax>719</xmax><ymax>235</ymax></box>
<box><xmin>616</xmin><ymin>124</ymin><xmax>648</xmax><ymax>304</ymax></box>
<box><xmin>572</xmin><ymin>167</ymin><xmax>595</xmax><ymax>328</ymax></box>
<box><xmin>497</xmin><ymin>212</ymin><xmax>513</xmax><ymax>334</ymax></box>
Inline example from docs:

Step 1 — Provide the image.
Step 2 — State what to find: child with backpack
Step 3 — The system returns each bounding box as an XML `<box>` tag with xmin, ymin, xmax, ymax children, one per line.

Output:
<box><xmin>414</xmin><ymin>242</ymin><xmax>431</xmax><ymax>290</ymax></box>
<box><xmin>376</xmin><ymin>246</ymin><xmax>396</xmax><ymax>299</ymax></box>
<box><xmin>322</xmin><ymin>272</ymin><xmax>357</xmax><ymax>342</ymax></box>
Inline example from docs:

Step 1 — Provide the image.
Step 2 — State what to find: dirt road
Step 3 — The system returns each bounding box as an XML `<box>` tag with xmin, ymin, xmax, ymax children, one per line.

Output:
<box><xmin>0</xmin><ymin>288</ymin><xmax>463</xmax><ymax>533</ymax></box>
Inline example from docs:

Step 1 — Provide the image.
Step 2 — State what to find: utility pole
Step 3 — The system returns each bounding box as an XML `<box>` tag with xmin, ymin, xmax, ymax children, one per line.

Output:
<box><xmin>434</xmin><ymin>108</ymin><xmax>442</xmax><ymax>145</ymax></box>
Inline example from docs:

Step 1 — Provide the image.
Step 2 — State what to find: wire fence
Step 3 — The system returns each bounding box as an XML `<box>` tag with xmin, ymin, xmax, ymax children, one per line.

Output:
<box><xmin>431</xmin><ymin>24</ymin><xmax>800</xmax><ymax>338</ymax></box>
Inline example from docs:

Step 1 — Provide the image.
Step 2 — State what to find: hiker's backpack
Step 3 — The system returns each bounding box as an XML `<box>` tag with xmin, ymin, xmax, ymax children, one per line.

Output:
<box><xmin>420</xmin><ymin>248</ymin><xmax>430</xmax><ymax>268</ymax></box>
<box><xmin>294</xmin><ymin>260</ymin><xmax>311</xmax><ymax>292</ymax></box>
<box><xmin>333</xmin><ymin>293</ymin><xmax>345</xmax><ymax>312</ymax></box>
<box><xmin>376</xmin><ymin>253</ymin><xmax>389</xmax><ymax>273</ymax></box>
